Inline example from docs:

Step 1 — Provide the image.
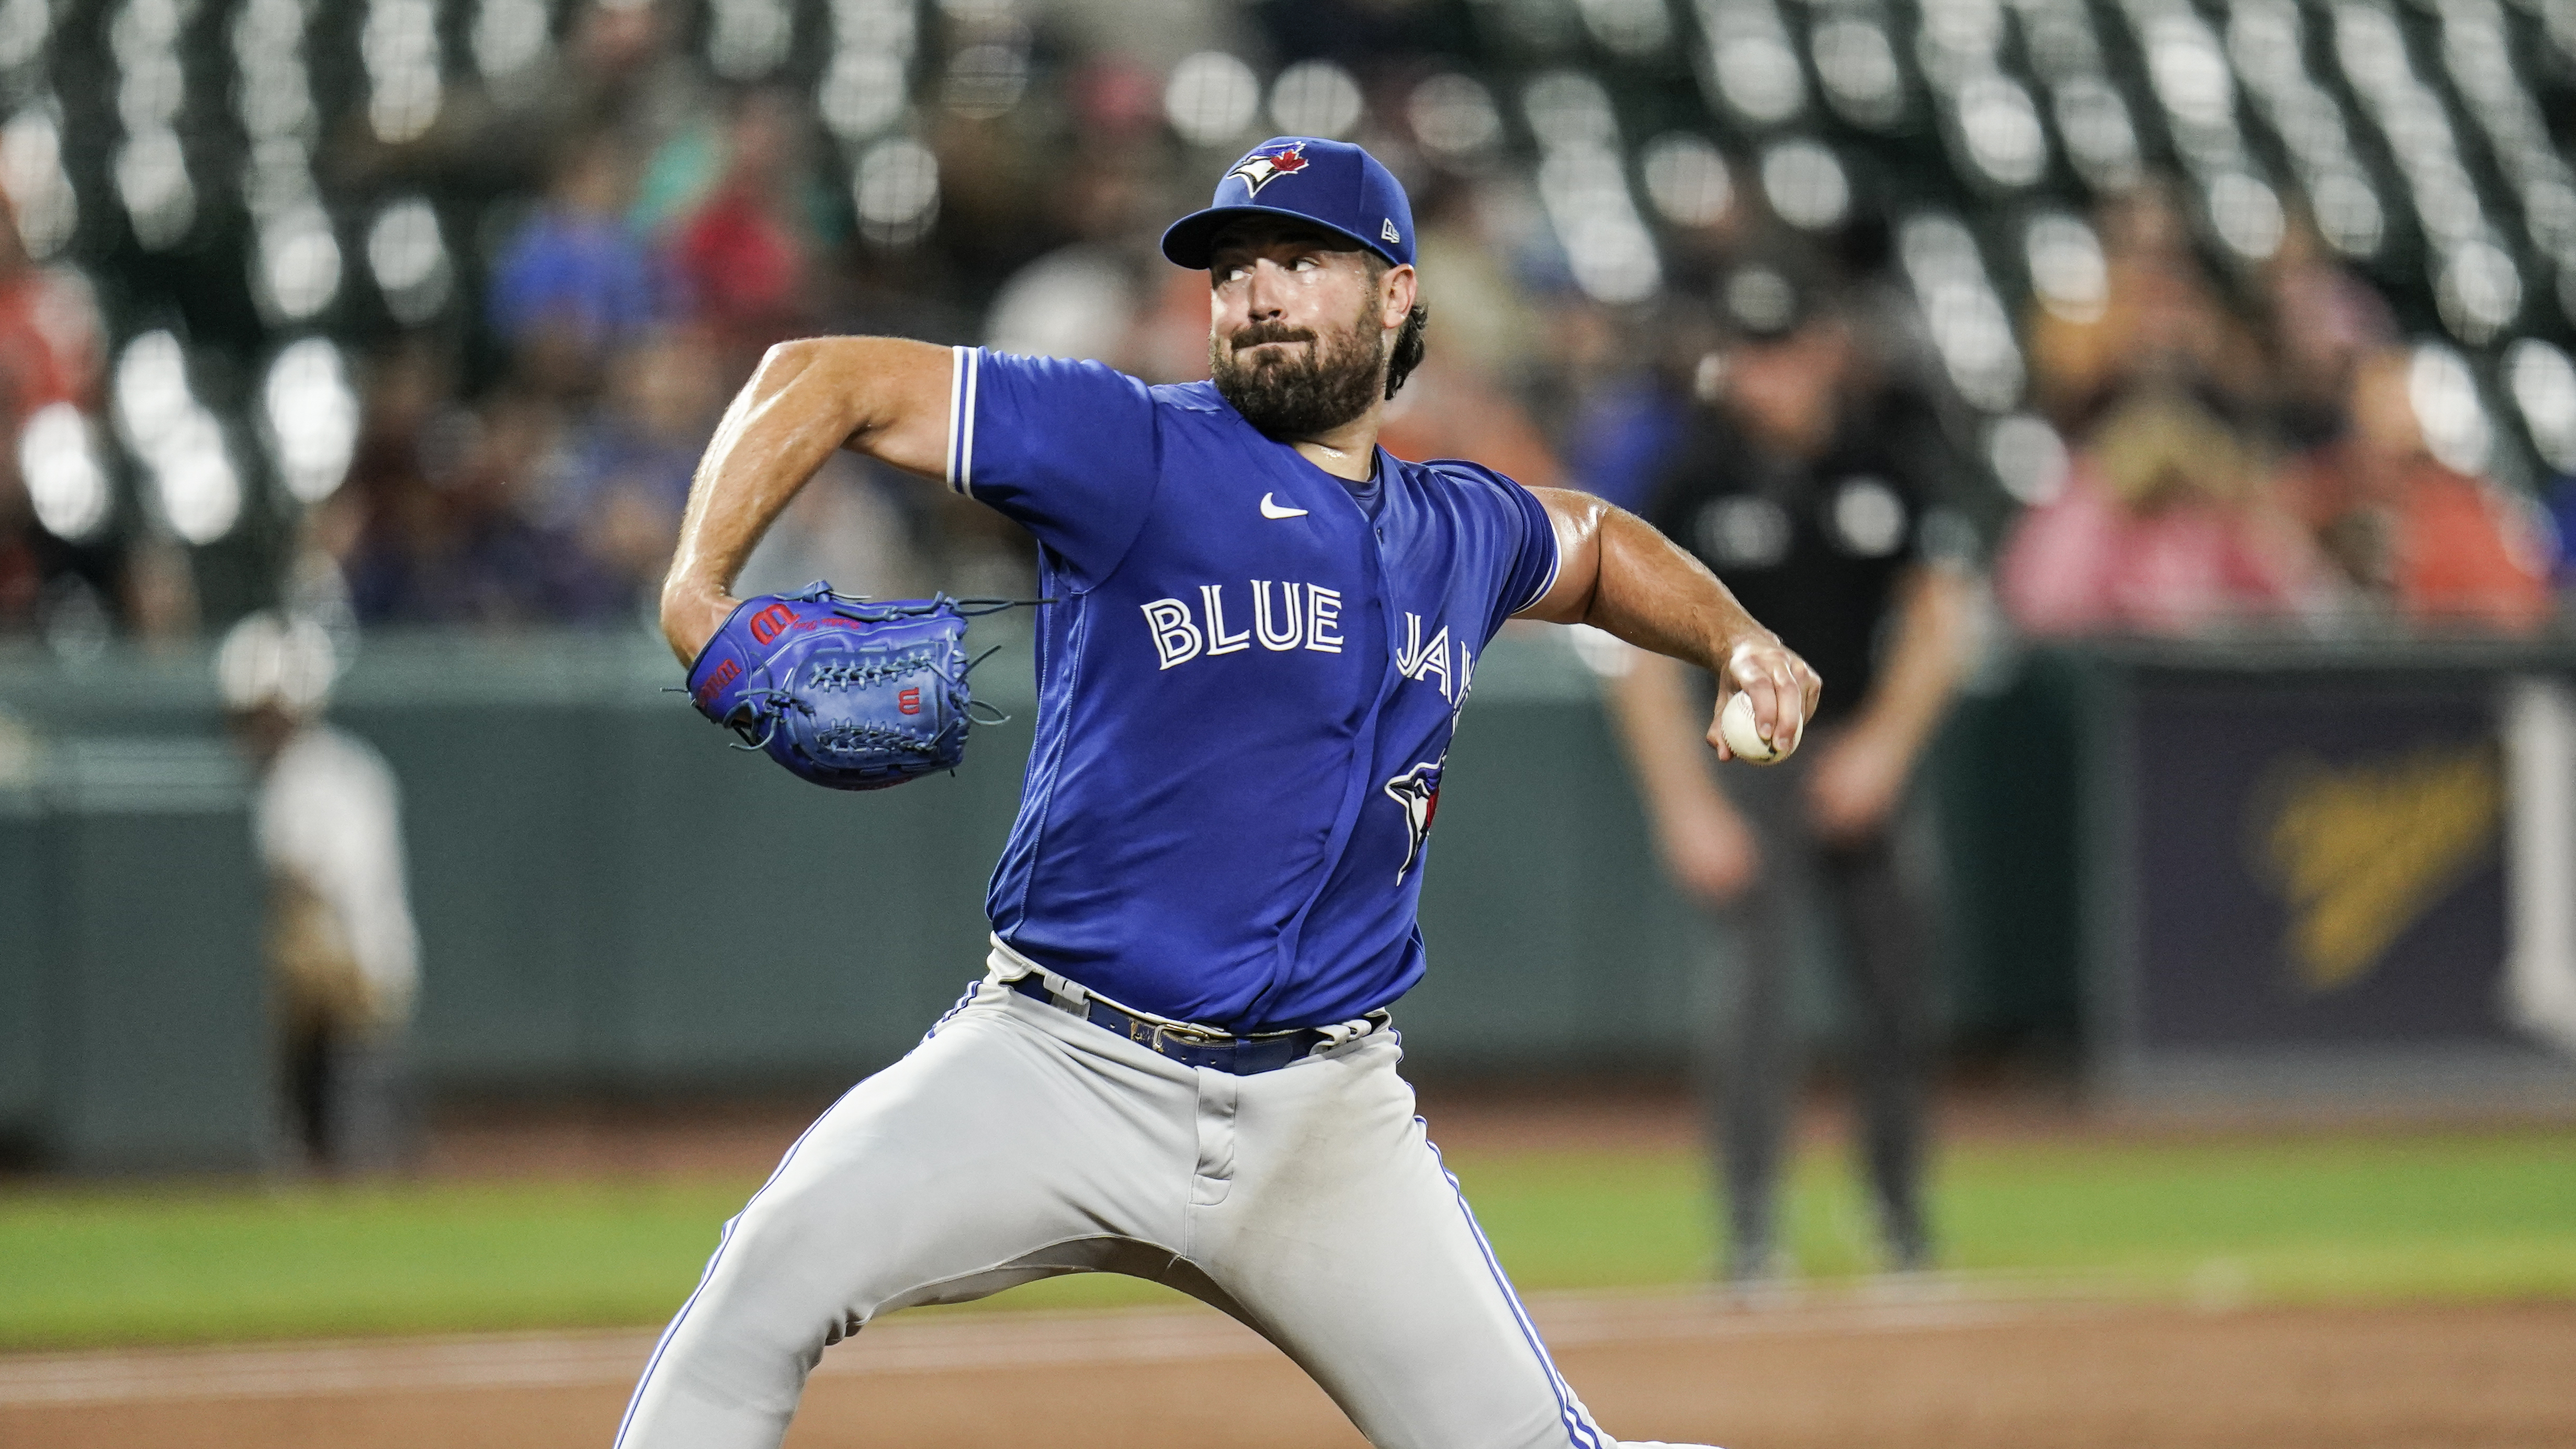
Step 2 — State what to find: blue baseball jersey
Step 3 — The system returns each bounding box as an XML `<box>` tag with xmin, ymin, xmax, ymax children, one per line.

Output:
<box><xmin>945</xmin><ymin>347</ymin><xmax>1561</xmax><ymax>1032</ymax></box>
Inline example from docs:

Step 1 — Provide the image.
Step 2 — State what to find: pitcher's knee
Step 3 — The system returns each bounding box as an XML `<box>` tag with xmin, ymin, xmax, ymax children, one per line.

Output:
<box><xmin>659</xmin><ymin>1200</ymin><xmax>852</xmax><ymax>1369</ymax></box>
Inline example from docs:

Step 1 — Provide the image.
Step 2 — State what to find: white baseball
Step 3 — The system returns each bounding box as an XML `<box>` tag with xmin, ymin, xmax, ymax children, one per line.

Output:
<box><xmin>1720</xmin><ymin>690</ymin><xmax>1788</xmax><ymax>764</ymax></box>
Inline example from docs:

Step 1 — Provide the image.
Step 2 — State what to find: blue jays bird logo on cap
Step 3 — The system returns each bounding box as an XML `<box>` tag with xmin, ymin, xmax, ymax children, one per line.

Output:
<box><xmin>1227</xmin><ymin>141</ymin><xmax>1310</xmax><ymax>199</ymax></box>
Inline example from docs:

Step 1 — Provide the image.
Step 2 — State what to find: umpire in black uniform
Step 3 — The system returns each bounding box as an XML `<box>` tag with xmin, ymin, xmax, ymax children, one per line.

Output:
<box><xmin>1606</xmin><ymin>260</ymin><xmax>1974</xmax><ymax>1283</ymax></box>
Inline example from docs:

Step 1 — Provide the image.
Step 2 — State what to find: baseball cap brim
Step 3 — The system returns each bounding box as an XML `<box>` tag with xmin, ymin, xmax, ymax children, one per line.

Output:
<box><xmin>1160</xmin><ymin>205</ymin><xmax>1402</xmax><ymax>270</ymax></box>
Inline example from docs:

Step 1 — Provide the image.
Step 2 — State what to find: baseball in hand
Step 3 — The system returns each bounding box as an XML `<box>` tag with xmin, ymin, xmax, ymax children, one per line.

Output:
<box><xmin>1720</xmin><ymin>690</ymin><xmax>1789</xmax><ymax>765</ymax></box>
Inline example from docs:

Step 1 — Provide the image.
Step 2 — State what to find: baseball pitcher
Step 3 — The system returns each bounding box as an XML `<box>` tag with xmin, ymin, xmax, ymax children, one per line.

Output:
<box><xmin>627</xmin><ymin>138</ymin><xmax>1821</xmax><ymax>1449</ymax></box>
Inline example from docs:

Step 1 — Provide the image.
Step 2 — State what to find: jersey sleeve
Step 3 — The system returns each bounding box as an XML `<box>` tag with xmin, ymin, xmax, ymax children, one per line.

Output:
<box><xmin>1428</xmin><ymin>459</ymin><xmax>1563</xmax><ymax>643</ymax></box>
<box><xmin>1495</xmin><ymin>475</ymin><xmax>1562</xmax><ymax>627</ymax></box>
<box><xmin>947</xmin><ymin>347</ymin><xmax>1161</xmax><ymax>589</ymax></box>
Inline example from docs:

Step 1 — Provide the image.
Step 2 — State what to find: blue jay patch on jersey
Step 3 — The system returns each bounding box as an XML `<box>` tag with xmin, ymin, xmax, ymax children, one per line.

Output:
<box><xmin>945</xmin><ymin>347</ymin><xmax>1559</xmax><ymax>1032</ymax></box>
<box><xmin>1383</xmin><ymin>758</ymin><xmax>1442</xmax><ymax>885</ymax></box>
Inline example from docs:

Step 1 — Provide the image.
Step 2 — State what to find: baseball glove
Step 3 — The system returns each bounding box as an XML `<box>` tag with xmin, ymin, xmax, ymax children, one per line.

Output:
<box><xmin>682</xmin><ymin>582</ymin><xmax>1031</xmax><ymax>791</ymax></box>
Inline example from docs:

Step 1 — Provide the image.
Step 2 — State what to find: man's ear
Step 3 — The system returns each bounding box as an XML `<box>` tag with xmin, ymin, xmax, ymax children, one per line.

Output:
<box><xmin>1382</xmin><ymin>263</ymin><xmax>1418</xmax><ymax>329</ymax></box>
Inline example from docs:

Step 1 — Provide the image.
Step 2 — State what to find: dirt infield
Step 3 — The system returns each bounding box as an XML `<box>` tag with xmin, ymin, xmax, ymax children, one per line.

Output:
<box><xmin>6</xmin><ymin>1293</ymin><xmax>2570</xmax><ymax>1449</ymax></box>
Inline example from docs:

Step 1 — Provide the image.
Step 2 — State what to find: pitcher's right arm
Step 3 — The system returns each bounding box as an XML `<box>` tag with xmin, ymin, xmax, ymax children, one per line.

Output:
<box><xmin>659</xmin><ymin>337</ymin><xmax>956</xmax><ymax>664</ymax></box>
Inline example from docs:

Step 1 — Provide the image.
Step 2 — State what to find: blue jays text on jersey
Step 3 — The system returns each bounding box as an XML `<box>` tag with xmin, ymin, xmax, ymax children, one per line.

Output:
<box><xmin>944</xmin><ymin>347</ymin><xmax>1560</xmax><ymax>1033</ymax></box>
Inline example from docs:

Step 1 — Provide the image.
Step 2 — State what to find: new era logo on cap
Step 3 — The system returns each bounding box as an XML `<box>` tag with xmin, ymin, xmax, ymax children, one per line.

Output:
<box><xmin>1381</xmin><ymin>219</ymin><xmax>1400</xmax><ymax>243</ymax></box>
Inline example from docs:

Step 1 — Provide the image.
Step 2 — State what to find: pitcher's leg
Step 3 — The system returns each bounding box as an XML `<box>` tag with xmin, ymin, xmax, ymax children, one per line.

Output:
<box><xmin>1192</xmin><ymin>1037</ymin><xmax>1710</xmax><ymax>1449</ymax></box>
<box><xmin>614</xmin><ymin>991</ymin><xmax>1194</xmax><ymax>1449</ymax></box>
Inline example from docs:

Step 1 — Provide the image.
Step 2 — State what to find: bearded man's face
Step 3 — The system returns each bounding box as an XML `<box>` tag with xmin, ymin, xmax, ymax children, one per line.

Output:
<box><xmin>1205</xmin><ymin>222</ymin><xmax>1390</xmax><ymax>439</ymax></box>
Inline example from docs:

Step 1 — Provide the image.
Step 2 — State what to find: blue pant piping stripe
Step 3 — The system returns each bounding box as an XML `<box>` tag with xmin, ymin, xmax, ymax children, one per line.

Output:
<box><xmin>913</xmin><ymin>979</ymin><xmax>983</xmax><ymax>1052</ymax></box>
<box><xmin>928</xmin><ymin>980</ymin><xmax>979</xmax><ymax>1036</ymax></box>
<box><xmin>1428</xmin><ymin>1137</ymin><xmax>1606</xmax><ymax>1449</ymax></box>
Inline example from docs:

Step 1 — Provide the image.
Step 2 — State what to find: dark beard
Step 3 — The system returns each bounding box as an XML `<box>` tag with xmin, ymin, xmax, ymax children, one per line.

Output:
<box><xmin>1209</xmin><ymin>307</ymin><xmax>1384</xmax><ymax>439</ymax></box>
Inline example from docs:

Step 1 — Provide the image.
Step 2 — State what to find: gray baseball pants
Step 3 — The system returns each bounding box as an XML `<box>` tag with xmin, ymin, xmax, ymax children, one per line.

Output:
<box><xmin>614</xmin><ymin>939</ymin><xmax>1711</xmax><ymax>1449</ymax></box>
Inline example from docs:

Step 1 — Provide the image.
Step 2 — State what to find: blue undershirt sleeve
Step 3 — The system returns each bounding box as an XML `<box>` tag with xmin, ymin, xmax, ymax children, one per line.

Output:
<box><xmin>945</xmin><ymin>347</ymin><xmax>1160</xmax><ymax>590</ymax></box>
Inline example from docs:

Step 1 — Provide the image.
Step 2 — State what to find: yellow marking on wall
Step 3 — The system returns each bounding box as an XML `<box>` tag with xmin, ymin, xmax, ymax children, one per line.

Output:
<box><xmin>2254</xmin><ymin>742</ymin><xmax>2501</xmax><ymax>992</ymax></box>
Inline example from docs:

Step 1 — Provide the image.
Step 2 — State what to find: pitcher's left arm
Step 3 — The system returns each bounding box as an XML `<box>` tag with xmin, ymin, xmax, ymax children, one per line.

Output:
<box><xmin>1516</xmin><ymin>489</ymin><xmax>1823</xmax><ymax>761</ymax></box>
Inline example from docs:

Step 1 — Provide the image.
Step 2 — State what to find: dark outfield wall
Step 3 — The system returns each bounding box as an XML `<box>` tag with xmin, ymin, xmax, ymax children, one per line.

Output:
<box><xmin>0</xmin><ymin>626</ymin><xmax>2079</xmax><ymax>1148</ymax></box>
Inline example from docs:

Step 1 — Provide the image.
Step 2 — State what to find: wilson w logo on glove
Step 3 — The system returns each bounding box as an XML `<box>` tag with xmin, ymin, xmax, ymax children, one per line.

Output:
<box><xmin>682</xmin><ymin>582</ymin><xmax>1045</xmax><ymax>791</ymax></box>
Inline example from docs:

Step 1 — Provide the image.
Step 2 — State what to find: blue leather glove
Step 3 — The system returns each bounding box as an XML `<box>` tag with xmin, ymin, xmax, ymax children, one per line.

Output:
<box><xmin>683</xmin><ymin>582</ymin><xmax>1024</xmax><ymax>792</ymax></box>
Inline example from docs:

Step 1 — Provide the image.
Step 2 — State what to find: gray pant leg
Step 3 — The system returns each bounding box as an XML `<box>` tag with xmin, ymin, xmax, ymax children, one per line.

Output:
<box><xmin>1699</xmin><ymin>895</ymin><xmax>1795</xmax><ymax>1268</ymax></box>
<box><xmin>1821</xmin><ymin>828</ymin><xmax>1935</xmax><ymax>1265</ymax></box>
<box><xmin>1696</xmin><ymin>755</ymin><xmax>1938</xmax><ymax>1272</ymax></box>
<box><xmin>1694</xmin><ymin>760</ymin><xmax>1813</xmax><ymax>1273</ymax></box>
<box><xmin>620</xmin><ymin>981</ymin><xmax>1720</xmax><ymax>1449</ymax></box>
<box><xmin>1192</xmin><ymin>1032</ymin><xmax>1689</xmax><ymax>1449</ymax></box>
<box><xmin>613</xmin><ymin>985</ymin><xmax>1201</xmax><ymax>1449</ymax></box>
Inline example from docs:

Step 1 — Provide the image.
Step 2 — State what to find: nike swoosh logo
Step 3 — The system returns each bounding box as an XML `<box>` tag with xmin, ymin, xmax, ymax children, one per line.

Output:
<box><xmin>1259</xmin><ymin>493</ymin><xmax>1309</xmax><ymax>519</ymax></box>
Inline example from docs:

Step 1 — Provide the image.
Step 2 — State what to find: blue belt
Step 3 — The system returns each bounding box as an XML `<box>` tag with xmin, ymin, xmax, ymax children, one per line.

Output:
<box><xmin>1008</xmin><ymin>974</ymin><xmax>1373</xmax><ymax>1076</ymax></box>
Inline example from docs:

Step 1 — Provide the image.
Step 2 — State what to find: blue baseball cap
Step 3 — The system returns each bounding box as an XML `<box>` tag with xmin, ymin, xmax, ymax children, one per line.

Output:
<box><xmin>1160</xmin><ymin>137</ymin><xmax>1416</xmax><ymax>270</ymax></box>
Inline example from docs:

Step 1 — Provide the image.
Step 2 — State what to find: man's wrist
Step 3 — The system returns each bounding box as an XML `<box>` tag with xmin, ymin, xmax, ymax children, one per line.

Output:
<box><xmin>1704</xmin><ymin>623</ymin><xmax>1777</xmax><ymax>678</ymax></box>
<box><xmin>660</xmin><ymin>581</ymin><xmax>736</xmax><ymax>665</ymax></box>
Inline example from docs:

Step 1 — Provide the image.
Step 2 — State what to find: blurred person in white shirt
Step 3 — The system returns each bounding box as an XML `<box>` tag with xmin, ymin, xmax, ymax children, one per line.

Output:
<box><xmin>219</xmin><ymin>613</ymin><xmax>423</xmax><ymax>1171</ymax></box>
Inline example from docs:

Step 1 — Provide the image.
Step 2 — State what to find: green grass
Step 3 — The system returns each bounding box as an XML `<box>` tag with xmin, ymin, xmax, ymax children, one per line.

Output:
<box><xmin>0</xmin><ymin>1180</ymin><xmax>758</xmax><ymax>1350</ymax></box>
<box><xmin>3</xmin><ymin>1127</ymin><xmax>2571</xmax><ymax>1351</ymax></box>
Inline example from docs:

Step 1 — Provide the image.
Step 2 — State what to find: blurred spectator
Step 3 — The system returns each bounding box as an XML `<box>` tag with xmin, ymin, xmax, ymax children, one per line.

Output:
<box><xmin>489</xmin><ymin>134</ymin><xmax>661</xmax><ymax>397</ymax></box>
<box><xmin>0</xmin><ymin>511</ymin><xmax>32</xmax><ymax>635</ymax></box>
<box><xmin>1563</xmin><ymin>370</ymin><xmax>1689</xmax><ymax>514</ymax></box>
<box><xmin>0</xmin><ymin>211</ymin><xmax>99</xmax><ymax>418</ymax></box>
<box><xmin>0</xmin><ymin>193</ymin><xmax>105</xmax><ymax>637</ymax></box>
<box><xmin>402</xmin><ymin>0</ymin><xmax>714</xmax><ymax>209</ymax></box>
<box><xmin>562</xmin><ymin>0</ymin><xmax>716</xmax><ymax>171</ymax></box>
<box><xmin>662</xmin><ymin>90</ymin><xmax>832</xmax><ymax>365</ymax></box>
<box><xmin>1375</xmin><ymin>348</ymin><xmax>1564</xmax><ymax>488</ymax></box>
<box><xmin>2262</xmin><ymin>208</ymin><xmax>2396</xmax><ymax>451</ymax></box>
<box><xmin>988</xmin><ymin>243</ymin><xmax>1144</xmax><ymax>365</ymax></box>
<box><xmin>1560</xmin><ymin>300</ymin><xmax>1716</xmax><ymax>515</ymax></box>
<box><xmin>2276</xmin><ymin>348</ymin><xmax>2552</xmax><ymax>633</ymax></box>
<box><xmin>1247</xmin><ymin>0</ymin><xmax>1467</xmax><ymax>73</ymax></box>
<box><xmin>736</xmin><ymin>453</ymin><xmax>927</xmax><ymax>604</ymax></box>
<box><xmin>982</xmin><ymin>151</ymin><xmax>1163</xmax><ymax>369</ymax></box>
<box><xmin>2544</xmin><ymin>474</ymin><xmax>2576</xmax><ymax>595</ymax></box>
<box><xmin>1128</xmin><ymin>262</ymin><xmax>1225</xmax><ymax>384</ymax></box>
<box><xmin>1996</xmin><ymin>391</ymin><xmax>2336</xmax><ymax>636</ymax></box>
<box><xmin>219</xmin><ymin>612</ymin><xmax>422</xmax><ymax>1172</ymax></box>
<box><xmin>320</xmin><ymin>339</ymin><xmax>450</xmax><ymax>592</ymax></box>
<box><xmin>120</xmin><ymin>535</ymin><xmax>204</xmax><ymax>647</ymax></box>
<box><xmin>1606</xmin><ymin>262</ymin><xmax>1974</xmax><ymax>1284</ymax></box>
<box><xmin>21</xmin><ymin>3</ymin><xmax>2557</xmax><ymax>663</ymax></box>
<box><xmin>557</xmin><ymin>328</ymin><xmax>724</xmax><ymax>609</ymax></box>
<box><xmin>2027</xmin><ymin>181</ymin><xmax>2266</xmax><ymax>434</ymax></box>
<box><xmin>337</xmin><ymin>360</ymin><xmax>617</xmax><ymax>626</ymax></box>
<box><xmin>1409</xmin><ymin>177</ymin><xmax>1552</xmax><ymax>395</ymax></box>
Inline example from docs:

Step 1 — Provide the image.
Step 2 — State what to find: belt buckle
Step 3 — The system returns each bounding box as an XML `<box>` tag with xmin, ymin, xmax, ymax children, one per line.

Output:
<box><xmin>1150</xmin><ymin>1022</ymin><xmax>1230</xmax><ymax>1051</ymax></box>
<box><xmin>1148</xmin><ymin>1021</ymin><xmax>1234</xmax><ymax>1068</ymax></box>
